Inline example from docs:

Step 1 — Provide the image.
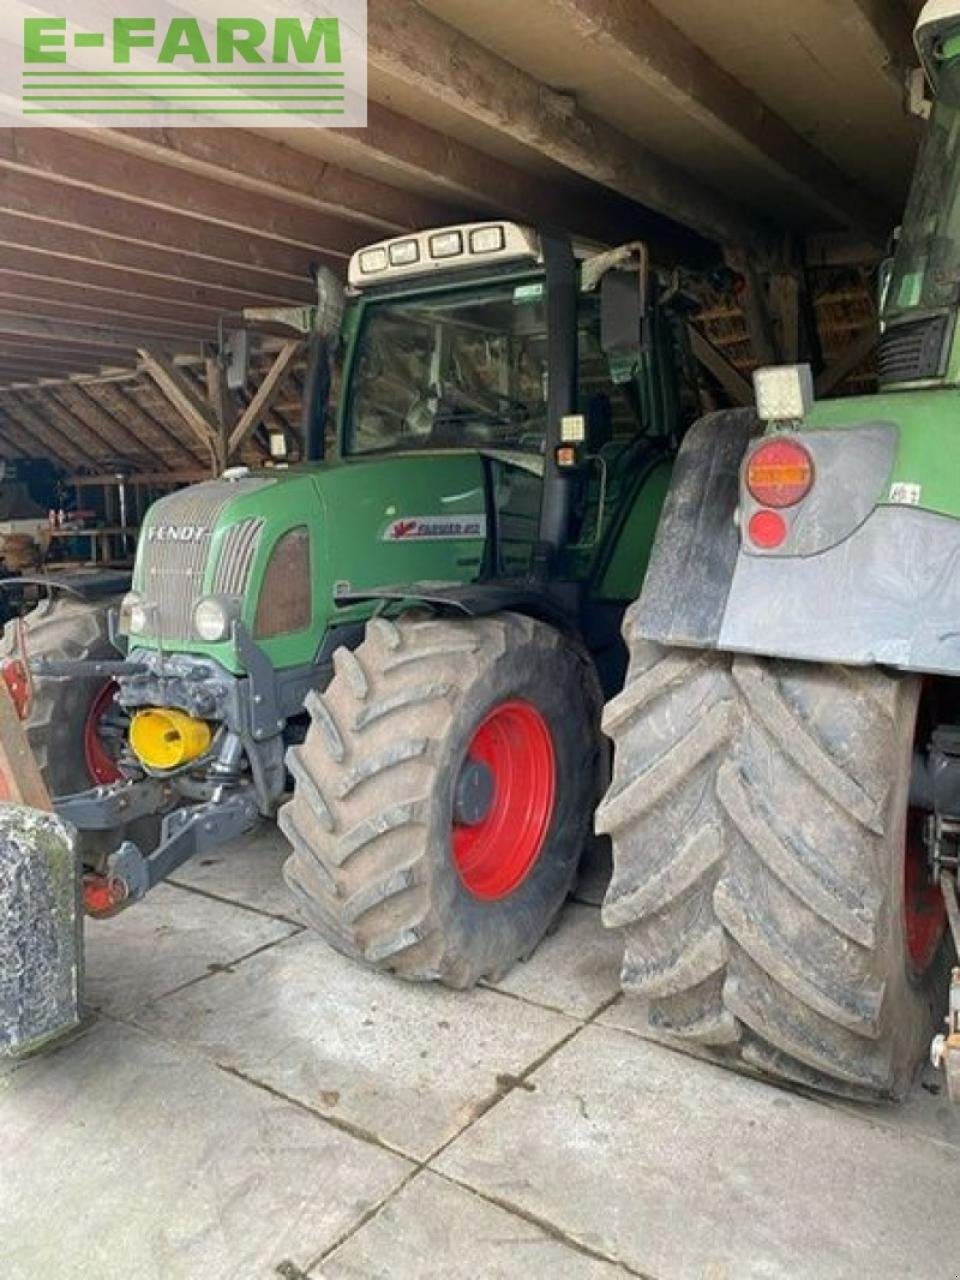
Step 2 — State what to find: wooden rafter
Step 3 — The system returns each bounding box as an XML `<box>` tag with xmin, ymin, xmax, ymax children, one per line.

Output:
<box><xmin>227</xmin><ymin>341</ymin><xmax>303</xmax><ymax>458</ymax></box>
<box><xmin>138</xmin><ymin>347</ymin><xmax>221</xmax><ymax>464</ymax></box>
<box><xmin>366</xmin><ymin>0</ymin><xmax>767</xmax><ymax>250</ymax></box>
<box><xmin>687</xmin><ymin>326</ymin><xmax>754</xmax><ymax>407</ymax></box>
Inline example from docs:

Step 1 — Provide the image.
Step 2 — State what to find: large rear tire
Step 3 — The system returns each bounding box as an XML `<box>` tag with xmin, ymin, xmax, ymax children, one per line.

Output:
<box><xmin>0</xmin><ymin>595</ymin><xmax>125</xmax><ymax>796</ymax></box>
<box><xmin>279</xmin><ymin>612</ymin><xmax>601</xmax><ymax>988</ymax></box>
<box><xmin>595</xmin><ymin>618</ymin><xmax>946</xmax><ymax>1101</ymax></box>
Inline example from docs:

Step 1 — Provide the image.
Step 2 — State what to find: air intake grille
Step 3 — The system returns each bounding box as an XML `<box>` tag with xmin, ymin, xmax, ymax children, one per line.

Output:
<box><xmin>877</xmin><ymin>314</ymin><xmax>950</xmax><ymax>387</ymax></box>
<box><xmin>212</xmin><ymin>518</ymin><xmax>265</xmax><ymax>597</ymax></box>
<box><xmin>138</xmin><ymin>479</ymin><xmax>272</xmax><ymax>643</ymax></box>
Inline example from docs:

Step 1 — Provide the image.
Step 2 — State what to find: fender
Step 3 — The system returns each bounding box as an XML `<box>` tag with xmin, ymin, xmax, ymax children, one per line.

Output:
<box><xmin>633</xmin><ymin>408</ymin><xmax>760</xmax><ymax>648</ymax></box>
<box><xmin>636</xmin><ymin>406</ymin><xmax>960</xmax><ymax>677</ymax></box>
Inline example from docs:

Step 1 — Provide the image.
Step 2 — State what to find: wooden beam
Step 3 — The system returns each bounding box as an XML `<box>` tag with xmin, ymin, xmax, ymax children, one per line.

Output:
<box><xmin>138</xmin><ymin>347</ymin><xmax>221</xmax><ymax>461</ymax></box>
<box><xmin>769</xmin><ymin>273</ymin><xmax>801</xmax><ymax>364</ymax></box>
<box><xmin>92</xmin><ymin>383</ymin><xmax>205</xmax><ymax>471</ymax></box>
<box><xmin>0</xmin><ymin>212</ymin><xmax>314</xmax><ymax>305</ymax></box>
<box><xmin>687</xmin><ymin>326</ymin><xmax>754</xmax><ymax>407</ymax></box>
<box><xmin>22</xmin><ymin>388</ymin><xmax>156</xmax><ymax>468</ymax></box>
<box><xmin>543</xmin><ymin>0</ymin><xmax>892</xmax><ymax>242</ymax></box>
<box><xmin>0</xmin><ymin>292</ymin><xmax>213</xmax><ymax>342</ymax></box>
<box><xmin>0</xmin><ymin>270</ymin><xmax>223</xmax><ymax>327</ymax></box>
<box><xmin>1</xmin><ymin>397</ymin><xmax>87</xmax><ymax>466</ymax></box>
<box><xmin>366</xmin><ymin>0</ymin><xmax>768</xmax><ymax>251</ymax></box>
<box><xmin>71</xmin><ymin>127</ymin><xmax>468</xmax><ymax>237</ymax></box>
<box><xmin>725</xmin><ymin>248</ymin><xmax>779</xmax><ymax>366</ymax></box>
<box><xmin>0</xmin><ymin>168</ymin><xmax>345</xmax><ymax>280</ymax></box>
<box><xmin>814</xmin><ymin>326</ymin><xmax>879</xmax><ymax>396</ymax></box>
<box><xmin>227</xmin><ymin>341</ymin><xmax>302</xmax><ymax>458</ymax></box>
<box><xmin>0</xmin><ymin>311</ymin><xmax>192</xmax><ymax>353</ymax></box>
<box><xmin>0</xmin><ymin>131</ymin><xmax>370</xmax><ymax>257</ymax></box>
<box><xmin>842</xmin><ymin>0</ymin><xmax>917</xmax><ymax>84</ymax></box>
<box><xmin>1</xmin><ymin>405</ymin><xmax>74</xmax><ymax>464</ymax></box>
<box><xmin>56</xmin><ymin>386</ymin><xmax>169</xmax><ymax>470</ymax></box>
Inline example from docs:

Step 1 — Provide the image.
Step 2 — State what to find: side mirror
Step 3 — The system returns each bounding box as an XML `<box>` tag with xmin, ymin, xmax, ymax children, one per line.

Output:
<box><xmin>601</xmin><ymin>268</ymin><xmax>647</xmax><ymax>359</ymax></box>
<box><xmin>314</xmin><ymin>265</ymin><xmax>346</xmax><ymax>340</ymax></box>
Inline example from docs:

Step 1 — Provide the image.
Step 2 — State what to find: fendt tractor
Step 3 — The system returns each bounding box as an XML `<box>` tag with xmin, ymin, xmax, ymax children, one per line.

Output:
<box><xmin>596</xmin><ymin>0</ymin><xmax>960</xmax><ymax>1102</ymax></box>
<box><xmin>6</xmin><ymin>224</ymin><xmax>689</xmax><ymax>990</ymax></box>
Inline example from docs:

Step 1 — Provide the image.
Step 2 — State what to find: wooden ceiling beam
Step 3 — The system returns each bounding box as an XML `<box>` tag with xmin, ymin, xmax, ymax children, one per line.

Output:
<box><xmin>138</xmin><ymin>346</ymin><xmax>222</xmax><ymax>463</ymax></box>
<box><xmin>91</xmin><ymin>383</ymin><xmax>206</xmax><ymax>471</ymax></box>
<box><xmin>0</xmin><ymin>169</ymin><xmax>338</xmax><ymax>283</ymax></box>
<box><xmin>0</xmin><ymin>247</ymin><xmax>287</xmax><ymax>316</ymax></box>
<box><xmin>0</xmin><ymin>131</ymin><xmax>372</xmax><ymax>258</ymax></box>
<box><xmin>366</xmin><ymin>0</ymin><xmax>768</xmax><ymax>251</ymax></box>
<box><xmin>21</xmin><ymin>388</ymin><xmax>157</xmax><ymax>468</ymax></box>
<box><xmin>78</xmin><ymin>127</ymin><xmax>470</xmax><ymax>237</ymax></box>
<box><xmin>0</xmin><ymin>312</ymin><xmax>202</xmax><ymax>354</ymax></box>
<box><xmin>544</xmin><ymin>0</ymin><xmax>893</xmax><ymax>241</ymax></box>
<box><xmin>56</xmin><ymin>386</ymin><xmax>171</xmax><ymax>471</ymax></box>
<box><xmin>0</xmin><ymin>270</ymin><xmax>224</xmax><ymax>326</ymax></box>
<box><xmin>0</xmin><ymin>213</ymin><xmax>315</xmax><ymax>304</ymax></box>
<box><xmin>1</xmin><ymin>396</ymin><xmax>88</xmax><ymax>467</ymax></box>
<box><xmin>0</xmin><ymin>293</ymin><xmax>214</xmax><ymax>342</ymax></box>
<box><xmin>843</xmin><ymin>0</ymin><xmax>917</xmax><ymax>85</ymax></box>
<box><xmin>227</xmin><ymin>340</ymin><xmax>303</xmax><ymax>458</ymax></box>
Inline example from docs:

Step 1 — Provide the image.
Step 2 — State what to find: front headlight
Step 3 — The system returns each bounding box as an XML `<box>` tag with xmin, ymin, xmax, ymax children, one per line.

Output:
<box><xmin>121</xmin><ymin>592</ymin><xmax>149</xmax><ymax>637</ymax></box>
<box><xmin>193</xmin><ymin>596</ymin><xmax>238</xmax><ymax>643</ymax></box>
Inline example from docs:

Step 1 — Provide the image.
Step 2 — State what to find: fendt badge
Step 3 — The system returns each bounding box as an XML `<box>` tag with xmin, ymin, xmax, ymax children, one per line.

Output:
<box><xmin>146</xmin><ymin>525</ymin><xmax>210</xmax><ymax>544</ymax></box>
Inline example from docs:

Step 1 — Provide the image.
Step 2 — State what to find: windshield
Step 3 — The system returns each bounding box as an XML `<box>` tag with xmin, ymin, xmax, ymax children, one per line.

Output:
<box><xmin>346</xmin><ymin>279</ymin><xmax>548</xmax><ymax>456</ymax></box>
<box><xmin>887</xmin><ymin>56</ymin><xmax>960</xmax><ymax>314</ymax></box>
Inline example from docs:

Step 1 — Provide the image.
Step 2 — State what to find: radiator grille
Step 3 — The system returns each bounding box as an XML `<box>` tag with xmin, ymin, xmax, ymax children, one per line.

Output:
<box><xmin>877</xmin><ymin>314</ymin><xmax>950</xmax><ymax>387</ymax></box>
<box><xmin>212</xmin><ymin>518</ymin><xmax>265</xmax><ymax>597</ymax></box>
<box><xmin>138</xmin><ymin>479</ymin><xmax>271</xmax><ymax>643</ymax></box>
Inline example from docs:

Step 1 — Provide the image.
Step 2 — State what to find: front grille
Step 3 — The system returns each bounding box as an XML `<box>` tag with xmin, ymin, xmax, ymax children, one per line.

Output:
<box><xmin>138</xmin><ymin>479</ymin><xmax>272</xmax><ymax>642</ymax></box>
<box><xmin>212</xmin><ymin>518</ymin><xmax>265</xmax><ymax>597</ymax></box>
<box><xmin>877</xmin><ymin>314</ymin><xmax>950</xmax><ymax>387</ymax></box>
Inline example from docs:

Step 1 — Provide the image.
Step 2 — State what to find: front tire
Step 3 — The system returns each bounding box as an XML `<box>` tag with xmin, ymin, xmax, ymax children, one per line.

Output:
<box><xmin>596</xmin><ymin>623</ymin><xmax>946</xmax><ymax>1101</ymax></box>
<box><xmin>279</xmin><ymin>612</ymin><xmax>601</xmax><ymax>988</ymax></box>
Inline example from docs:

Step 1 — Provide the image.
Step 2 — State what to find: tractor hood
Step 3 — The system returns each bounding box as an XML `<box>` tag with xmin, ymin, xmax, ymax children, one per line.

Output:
<box><xmin>128</xmin><ymin>452</ymin><xmax>493</xmax><ymax>674</ymax></box>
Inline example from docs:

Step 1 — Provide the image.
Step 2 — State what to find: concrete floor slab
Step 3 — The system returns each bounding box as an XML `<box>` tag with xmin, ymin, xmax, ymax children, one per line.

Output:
<box><xmin>484</xmin><ymin>903</ymin><xmax>622</xmax><ymax>1020</ymax></box>
<box><xmin>135</xmin><ymin>931</ymin><xmax>577</xmax><ymax>1161</ymax></box>
<box><xmin>436</xmin><ymin>1023</ymin><xmax>960</xmax><ymax>1279</ymax></box>
<box><xmin>83</xmin><ymin>881</ymin><xmax>298</xmax><ymax>1017</ymax></box>
<box><xmin>169</xmin><ymin>822</ymin><xmax>304</xmax><ymax>923</ymax></box>
<box><xmin>320</xmin><ymin>1169</ymin><xmax>625</xmax><ymax>1279</ymax></box>
<box><xmin>0</xmin><ymin>1018</ymin><xmax>410</xmax><ymax>1280</ymax></box>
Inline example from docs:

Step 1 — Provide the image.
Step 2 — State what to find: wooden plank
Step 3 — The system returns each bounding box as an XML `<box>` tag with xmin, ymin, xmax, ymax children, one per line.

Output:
<box><xmin>0</xmin><ymin>680</ymin><xmax>51</xmax><ymax>811</ymax></box>
<box><xmin>138</xmin><ymin>347</ymin><xmax>221</xmax><ymax>460</ymax></box>
<box><xmin>1</xmin><ymin>397</ymin><xmax>86</xmax><ymax>466</ymax></box>
<box><xmin>56</xmin><ymin>386</ymin><xmax>170</xmax><ymax>470</ymax></box>
<box><xmin>814</xmin><ymin>326</ymin><xmax>879</xmax><ymax>396</ymax></box>
<box><xmin>366</xmin><ymin>0</ymin><xmax>769</xmax><ymax>251</ymax></box>
<box><xmin>0</xmin><ymin>212</ymin><xmax>315</xmax><ymax>304</ymax></box>
<box><xmin>95</xmin><ymin>127</ymin><xmax>470</xmax><ymax>237</ymax></box>
<box><xmin>725</xmin><ymin>248</ymin><xmax>779</xmax><ymax>365</ymax></box>
<box><xmin>0</xmin><ymin>269</ymin><xmax>224</xmax><ymax>326</ymax></box>
<box><xmin>769</xmin><ymin>272</ymin><xmax>801</xmax><ymax>363</ymax></box>
<box><xmin>0</xmin><ymin>311</ymin><xmax>186</xmax><ymax>352</ymax></box>
<box><xmin>0</xmin><ymin>130</ymin><xmax>371</xmax><ymax>257</ymax></box>
<box><xmin>92</xmin><ymin>383</ymin><xmax>206</xmax><ymax>471</ymax></box>
<box><xmin>687</xmin><ymin>326</ymin><xmax>754</xmax><ymax>407</ymax></box>
<box><xmin>0</xmin><ymin>291</ymin><xmax>214</xmax><ymax>341</ymax></box>
<box><xmin>227</xmin><ymin>341</ymin><xmax>303</xmax><ymax>458</ymax></box>
<box><xmin>21</xmin><ymin>387</ymin><xmax>153</xmax><ymax>467</ymax></box>
<box><xmin>544</xmin><ymin>0</ymin><xmax>892</xmax><ymax>241</ymax></box>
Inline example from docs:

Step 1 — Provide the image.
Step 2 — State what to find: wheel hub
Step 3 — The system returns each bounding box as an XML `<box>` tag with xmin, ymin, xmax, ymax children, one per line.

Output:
<box><xmin>451</xmin><ymin>700</ymin><xmax>556</xmax><ymax>902</ymax></box>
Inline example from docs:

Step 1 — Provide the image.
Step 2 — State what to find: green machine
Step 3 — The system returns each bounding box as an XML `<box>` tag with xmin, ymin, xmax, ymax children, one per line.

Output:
<box><xmin>18</xmin><ymin>222</ymin><xmax>687</xmax><ymax>988</ymax></box>
<box><xmin>597</xmin><ymin>0</ymin><xmax>960</xmax><ymax>1102</ymax></box>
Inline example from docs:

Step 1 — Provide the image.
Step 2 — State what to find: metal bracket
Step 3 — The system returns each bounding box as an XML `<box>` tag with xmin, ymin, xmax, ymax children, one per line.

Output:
<box><xmin>233</xmin><ymin>620</ymin><xmax>285</xmax><ymax>742</ymax></box>
<box><xmin>55</xmin><ymin>778</ymin><xmax>171</xmax><ymax>831</ymax></box>
<box><xmin>103</xmin><ymin>788</ymin><xmax>260</xmax><ymax>904</ymax></box>
<box><xmin>33</xmin><ymin>657</ymin><xmax>147</xmax><ymax>680</ymax></box>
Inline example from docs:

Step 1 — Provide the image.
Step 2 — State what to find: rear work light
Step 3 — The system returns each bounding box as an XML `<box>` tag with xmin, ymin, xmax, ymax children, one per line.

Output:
<box><xmin>746</xmin><ymin>438</ymin><xmax>814</xmax><ymax>508</ymax></box>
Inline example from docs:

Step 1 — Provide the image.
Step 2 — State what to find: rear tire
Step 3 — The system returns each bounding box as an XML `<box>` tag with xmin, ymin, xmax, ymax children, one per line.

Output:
<box><xmin>1</xmin><ymin>595</ymin><xmax>124</xmax><ymax>796</ymax></box>
<box><xmin>280</xmin><ymin>612</ymin><xmax>601</xmax><ymax>987</ymax></box>
<box><xmin>596</xmin><ymin>619</ymin><xmax>945</xmax><ymax>1101</ymax></box>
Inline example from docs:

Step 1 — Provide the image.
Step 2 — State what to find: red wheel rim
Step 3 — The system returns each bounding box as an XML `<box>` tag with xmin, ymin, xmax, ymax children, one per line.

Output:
<box><xmin>83</xmin><ymin>680</ymin><xmax>124</xmax><ymax>786</ymax></box>
<box><xmin>452</xmin><ymin>700</ymin><xmax>556</xmax><ymax>901</ymax></box>
<box><xmin>904</xmin><ymin>808</ymin><xmax>945</xmax><ymax>974</ymax></box>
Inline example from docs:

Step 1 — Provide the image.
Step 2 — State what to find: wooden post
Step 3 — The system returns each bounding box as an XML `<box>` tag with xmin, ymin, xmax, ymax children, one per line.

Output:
<box><xmin>0</xmin><ymin>677</ymin><xmax>51</xmax><ymax>811</ymax></box>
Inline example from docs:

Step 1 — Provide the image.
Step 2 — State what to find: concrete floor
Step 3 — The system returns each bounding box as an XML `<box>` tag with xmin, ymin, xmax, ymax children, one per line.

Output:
<box><xmin>2</xmin><ymin>828</ymin><xmax>960</xmax><ymax>1280</ymax></box>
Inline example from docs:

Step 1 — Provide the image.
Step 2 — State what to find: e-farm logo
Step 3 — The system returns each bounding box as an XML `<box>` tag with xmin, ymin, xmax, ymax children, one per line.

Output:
<box><xmin>1</xmin><ymin>2</ymin><xmax>366</xmax><ymax>127</ymax></box>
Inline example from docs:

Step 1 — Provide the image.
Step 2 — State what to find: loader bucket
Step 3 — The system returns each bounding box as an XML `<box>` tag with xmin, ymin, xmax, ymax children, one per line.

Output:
<box><xmin>0</xmin><ymin>805</ymin><xmax>82</xmax><ymax>1059</ymax></box>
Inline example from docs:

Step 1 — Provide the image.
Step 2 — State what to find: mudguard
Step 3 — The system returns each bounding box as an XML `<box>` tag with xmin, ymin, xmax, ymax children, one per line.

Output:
<box><xmin>633</xmin><ymin>408</ymin><xmax>760</xmax><ymax>648</ymax></box>
<box><xmin>635</xmin><ymin>407</ymin><xmax>960</xmax><ymax>677</ymax></box>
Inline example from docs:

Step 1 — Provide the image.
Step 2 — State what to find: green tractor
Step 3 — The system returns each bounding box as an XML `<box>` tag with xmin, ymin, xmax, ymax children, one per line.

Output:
<box><xmin>596</xmin><ymin>0</ymin><xmax>960</xmax><ymax>1102</ymax></box>
<box><xmin>14</xmin><ymin>223</ymin><xmax>689</xmax><ymax>988</ymax></box>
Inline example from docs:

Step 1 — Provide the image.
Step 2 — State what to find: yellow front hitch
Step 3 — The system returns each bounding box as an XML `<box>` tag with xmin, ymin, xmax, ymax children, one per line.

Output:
<box><xmin>129</xmin><ymin>708</ymin><xmax>212</xmax><ymax>771</ymax></box>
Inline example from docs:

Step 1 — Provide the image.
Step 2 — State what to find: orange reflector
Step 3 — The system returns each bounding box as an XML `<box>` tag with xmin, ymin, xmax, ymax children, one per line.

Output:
<box><xmin>746</xmin><ymin>438</ymin><xmax>813</xmax><ymax>508</ymax></box>
<box><xmin>748</xmin><ymin>509</ymin><xmax>788</xmax><ymax>549</ymax></box>
<box><xmin>556</xmin><ymin>445</ymin><xmax>577</xmax><ymax>467</ymax></box>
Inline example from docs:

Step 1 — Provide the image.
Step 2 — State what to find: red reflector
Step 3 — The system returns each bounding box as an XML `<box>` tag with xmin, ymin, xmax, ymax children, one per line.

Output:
<box><xmin>0</xmin><ymin>658</ymin><xmax>30</xmax><ymax>720</ymax></box>
<box><xmin>82</xmin><ymin>874</ymin><xmax>129</xmax><ymax>918</ymax></box>
<box><xmin>746</xmin><ymin>439</ymin><xmax>813</xmax><ymax>508</ymax></box>
<box><xmin>748</xmin><ymin>509</ymin><xmax>787</xmax><ymax>549</ymax></box>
